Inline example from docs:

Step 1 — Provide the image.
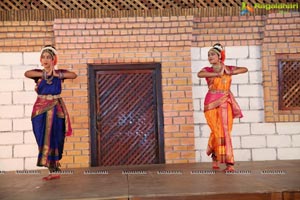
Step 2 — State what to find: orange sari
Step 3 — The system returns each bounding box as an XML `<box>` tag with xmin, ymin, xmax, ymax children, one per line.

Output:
<box><xmin>203</xmin><ymin>66</ymin><xmax>243</xmax><ymax>165</ymax></box>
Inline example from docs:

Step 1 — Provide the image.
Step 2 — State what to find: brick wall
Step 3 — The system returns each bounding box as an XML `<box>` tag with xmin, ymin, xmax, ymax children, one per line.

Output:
<box><xmin>0</xmin><ymin>21</ymin><xmax>54</xmax><ymax>52</ymax></box>
<box><xmin>0</xmin><ymin>13</ymin><xmax>299</xmax><ymax>171</ymax></box>
<box><xmin>53</xmin><ymin>17</ymin><xmax>195</xmax><ymax>167</ymax></box>
<box><xmin>262</xmin><ymin>13</ymin><xmax>300</xmax><ymax>122</ymax></box>
<box><xmin>0</xmin><ymin>16</ymin><xmax>196</xmax><ymax>170</ymax></box>
<box><xmin>192</xmin><ymin>15</ymin><xmax>265</xmax><ymax>47</ymax></box>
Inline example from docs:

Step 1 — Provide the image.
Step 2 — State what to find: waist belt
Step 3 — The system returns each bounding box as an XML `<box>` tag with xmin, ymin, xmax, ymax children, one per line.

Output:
<box><xmin>208</xmin><ymin>89</ymin><xmax>229</xmax><ymax>94</ymax></box>
<box><xmin>38</xmin><ymin>94</ymin><xmax>61</xmax><ymax>100</ymax></box>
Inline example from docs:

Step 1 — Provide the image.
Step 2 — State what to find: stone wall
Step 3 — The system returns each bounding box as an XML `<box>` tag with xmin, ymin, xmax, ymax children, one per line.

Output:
<box><xmin>0</xmin><ymin>52</ymin><xmax>41</xmax><ymax>170</ymax></box>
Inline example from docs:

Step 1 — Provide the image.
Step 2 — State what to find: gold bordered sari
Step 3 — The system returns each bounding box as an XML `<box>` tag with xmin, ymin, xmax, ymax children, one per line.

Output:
<box><xmin>203</xmin><ymin>66</ymin><xmax>243</xmax><ymax>165</ymax></box>
<box><xmin>31</xmin><ymin>70</ymin><xmax>72</xmax><ymax>169</ymax></box>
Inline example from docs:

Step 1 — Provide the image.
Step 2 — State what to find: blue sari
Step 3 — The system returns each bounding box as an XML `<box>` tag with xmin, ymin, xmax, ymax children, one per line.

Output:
<box><xmin>31</xmin><ymin>70</ymin><xmax>72</xmax><ymax>169</ymax></box>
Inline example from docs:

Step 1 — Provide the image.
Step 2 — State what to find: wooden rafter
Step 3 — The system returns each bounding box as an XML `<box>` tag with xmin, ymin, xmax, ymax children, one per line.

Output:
<box><xmin>0</xmin><ymin>1</ymin><xmax>11</xmax><ymax>11</ymax></box>
<box><xmin>45</xmin><ymin>0</ymin><xmax>64</xmax><ymax>10</ymax></box>
<box><xmin>185</xmin><ymin>0</ymin><xmax>195</xmax><ymax>5</ymax></box>
<box><xmin>3</xmin><ymin>0</ymin><xmax>19</xmax><ymax>10</ymax></box>
<box><xmin>101</xmin><ymin>0</ymin><xmax>119</xmax><ymax>11</ymax></box>
<box><xmin>118</xmin><ymin>0</ymin><xmax>133</xmax><ymax>10</ymax></box>
<box><xmin>248</xmin><ymin>0</ymin><xmax>265</xmax><ymax>5</ymax></box>
<box><xmin>55</xmin><ymin>1</ymin><xmax>70</xmax><ymax>10</ymax></box>
<box><xmin>40</xmin><ymin>0</ymin><xmax>55</xmax><ymax>10</ymax></box>
<box><xmin>147</xmin><ymin>0</ymin><xmax>163</xmax><ymax>9</ymax></box>
<box><xmin>226</xmin><ymin>0</ymin><xmax>239</xmax><ymax>6</ymax></box>
<box><xmin>11</xmin><ymin>0</ymin><xmax>26</xmax><ymax>9</ymax></box>
<box><xmin>132</xmin><ymin>0</ymin><xmax>149</xmax><ymax>10</ymax></box>
<box><xmin>69</xmin><ymin>0</ymin><xmax>86</xmax><ymax>10</ymax></box>
<box><xmin>195</xmin><ymin>0</ymin><xmax>208</xmax><ymax>8</ymax></box>
<box><xmin>0</xmin><ymin>0</ymin><xmax>298</xmax><ymax>12</ymax></box>
<box><xmin>123</xmin><ymin>0</ymin><xmax>140</xmax><ymax>10</ymax></box>
<box><xmin>165</xmin><ymin>0</ymin><xmax>180</xmax><ymax>8</ymax></box>
<box><xmin>86</xmin><ymin>0</ymin><xmax>110</xmax><ymax>10</ymax></box>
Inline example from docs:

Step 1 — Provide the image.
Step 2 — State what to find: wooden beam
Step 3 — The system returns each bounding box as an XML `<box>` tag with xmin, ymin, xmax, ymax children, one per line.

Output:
<box><xmin>45</xmin><ymin>0</ymin><xmax>64</xmax><ymax>10</ymax></box>
<box><xmin>166</xmin><ymin>0</ymin><xmax>180</xmax><ymax>8</ymax></box>
<box><xmin>69</xmin><ymin>0</ymin><xmax>87</xmax><ymax>10</ymax></box>
<box><xmin>2</xmin><ymin>0</ymin><xmax>19</xmax><ymax>10</ymax></box>
<box><xmin>30</xmin><ymin>4</ymin><xmax>39</xmax><ymax>10</ymax></box>
<box><xmin>123</xmin><ymin>0</ymin><xmax>141</xmax><ymax>10</ymax></box>
<box><xmin>180</xmin><ymin>0</ymin><xmax>195</xmax><ymax>8</ymax></box>
<box><xmin>100</xmin><ymin>0</ymin><xmax>119</xmax><ymax>11</ymax></box>
<box><xmin>131</xmin><ymin>0</ymin><xmax>149</xmax><ymax>10</ymax></box>
<box><xmin>54</xmin><ymin>1</ymin><xmax>70</xmax><ymax>10</ymax></box>
<box><xmin>40</xmin><ymin>0</ymin><xmax>55</xmax><ymax>10</ymax></box>
<box><xmin>12</xmin><ymin>0</ymin><xmax>27</xmax><ymax>9</ymax></box>
<box><xmin>195</xmin><ymin>0</ymin><xmax>208</xmax><ymax>8</ymax></box>
<box><xmin>117</xmin><ymin>0</ymin><xmax>132</xmax><ymax>10</ymax></box>
<box><xmin>86</xmin><ymin>0</ymin><xmax>110</xmax><ymax>10</ymax></box>
<box><xmin>147</xmin><ymin>0</ymin><xmax>163</xmax><ymax>9</ymax></box>
<box><xmin>0</xmin><ymin>1</ymin><xmax>12</xmax><ymax>11</ymax></box>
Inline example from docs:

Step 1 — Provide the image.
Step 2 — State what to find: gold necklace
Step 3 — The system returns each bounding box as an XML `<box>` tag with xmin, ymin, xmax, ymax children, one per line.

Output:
<box><xmin>42</xmin><ymin>69</ymin><xmax>54</xmax><ymax>84</ymax></box>
<box><xmin>212</xmin><ymin>64</ymin><xmax>221</xmax><ymax>72</ymax></box>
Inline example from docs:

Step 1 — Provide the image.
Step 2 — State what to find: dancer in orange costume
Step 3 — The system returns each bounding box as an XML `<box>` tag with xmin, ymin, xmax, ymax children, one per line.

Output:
<box><xmin>197</xmin><ymin>43</ymin><xmax>248</xmax><ymax>172</ymax></box>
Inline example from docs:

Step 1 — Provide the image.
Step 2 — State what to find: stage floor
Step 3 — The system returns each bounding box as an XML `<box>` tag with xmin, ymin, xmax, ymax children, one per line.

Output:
<box><xmin>0</xmin><ymin>160</ymin><xmax>300</xmax><ymax>200</ymax></box>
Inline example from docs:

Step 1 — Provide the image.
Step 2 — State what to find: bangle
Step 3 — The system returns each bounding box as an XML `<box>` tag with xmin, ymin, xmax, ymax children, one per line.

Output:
<box><xmin>59</xmin><ymin>71</ymin><xmax>64</xmax><ymax>79</ymax></box>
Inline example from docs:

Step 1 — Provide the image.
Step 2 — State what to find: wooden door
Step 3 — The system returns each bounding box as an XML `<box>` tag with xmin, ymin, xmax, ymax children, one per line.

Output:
<box><xmin>89</xmin><ymin>63</ymin><xmax>165</xmax><ymax>166</ymax></box>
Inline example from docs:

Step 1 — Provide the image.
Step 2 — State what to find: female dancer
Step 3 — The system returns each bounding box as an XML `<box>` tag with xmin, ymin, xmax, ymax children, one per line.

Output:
<box><xmin>197</xmin><ymin>43</ymin><xmax>248</xmax><ymax>172</ymax></box>
<box><xmin>25</xmin><ymin>45</ymin><xmax>77</xmax><ymax>180</ymax></box>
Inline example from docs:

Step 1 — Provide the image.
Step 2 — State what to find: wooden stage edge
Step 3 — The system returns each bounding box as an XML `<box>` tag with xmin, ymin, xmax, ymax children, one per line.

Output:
<box><xmin>0</xmin><ymin>160</ymin><xmax>300</xmax><ymax>200</ymax></box>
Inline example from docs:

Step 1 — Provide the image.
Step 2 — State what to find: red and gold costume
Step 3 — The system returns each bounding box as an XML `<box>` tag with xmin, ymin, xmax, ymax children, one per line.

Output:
<box><xmin>203</xmin><ymin>66</ymin><xmax>243</xmax><ymax>165</ymax></box>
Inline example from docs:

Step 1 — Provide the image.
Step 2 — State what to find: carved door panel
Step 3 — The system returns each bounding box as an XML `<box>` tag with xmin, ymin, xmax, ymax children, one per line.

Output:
<box><xmin>89</xmin><ymin>64</ymin><xmax>164</xmax><ymax>166</ymax></box>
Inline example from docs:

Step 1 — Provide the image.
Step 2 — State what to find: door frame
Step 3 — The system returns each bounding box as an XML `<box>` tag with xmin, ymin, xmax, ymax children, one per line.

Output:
<box><xmin>88</xmin><ymin>63</ymin><xmax>165</xmax><ymax>166</ymax></box>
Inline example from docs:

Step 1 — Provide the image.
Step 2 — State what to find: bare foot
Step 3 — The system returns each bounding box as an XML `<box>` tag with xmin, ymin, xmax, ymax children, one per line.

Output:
<box><xmin>223</xmin><ymin>165</ymin><xmax>235</xmax><ymax>173</ymax></box>
<box><xmin>42</xmin><ymin>174</ymin><xmax>60</xmax><ymax>181</ymax></box>
<box><xmin>212</xmin><ymin>161</ymin><xmax>220</xmax><ymax>170</ymax></box>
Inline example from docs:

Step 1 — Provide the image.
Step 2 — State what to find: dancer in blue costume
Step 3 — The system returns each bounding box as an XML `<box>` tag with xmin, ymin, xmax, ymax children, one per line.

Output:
<box><xmin>25</xmin><ymin>45</ymin><xmax>77</xmax><ymax>180</ymax></box>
